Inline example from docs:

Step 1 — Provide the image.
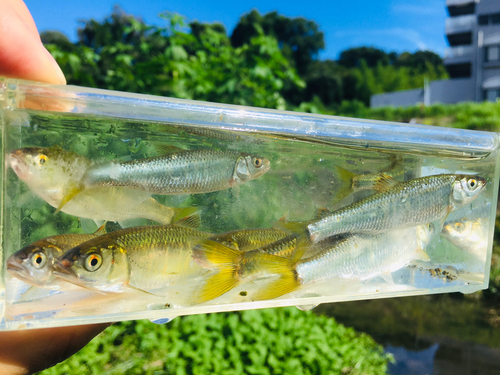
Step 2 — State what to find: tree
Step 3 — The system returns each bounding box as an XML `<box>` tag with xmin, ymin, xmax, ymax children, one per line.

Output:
<box><xmin>231</xmin><ymin>10</ymin><xmax>324</xmax><ymax>75</ymax></box>
<box><xmin>44</xmin><ymin>8</ymin><xmax>304</xmax><ymax>109</ymax></box>
<box><xmin>338</xmin><ymin>47</ymin><xmax>393</xmax><ymax>69</ymax></box>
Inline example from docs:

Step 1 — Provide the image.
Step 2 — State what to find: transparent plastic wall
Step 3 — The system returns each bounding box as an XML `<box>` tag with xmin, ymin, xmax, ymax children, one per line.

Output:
<box><xmin>1</xmin><ymin>78</ymin><xmax>499</xmax><ymax>330</ymax></box>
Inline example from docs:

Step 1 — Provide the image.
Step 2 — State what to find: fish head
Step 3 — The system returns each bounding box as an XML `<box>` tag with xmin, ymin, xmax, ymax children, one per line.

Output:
<box><xmin>442</xmin><ymin>218</ymin><xmax>475</xmax><ymax>242</ymax></box>
<box><xmin>8</xmin><ymin>147</ymin><xmax>49</xmax><ymax>182</ymax></box>
<box><xmin>7</xmin><ymin>240</ymin><xmax>60</xmax><ymax>287</ymax></box>
<box><xmin>451</xmin><ymin>175</ymin><xmax>487</xmax><ymax>207</ymax></box>
<box><xmin>233</xmin><ymin>154</ymin><xmax>271</xmax><ymax>184</ymax></box>
<box><xmin>8</xmin><ymin>146</ymin><xmax>91</xmax><ymax>202</ymax></box>
<box><xmin>53</xmin><ymin>242</ymin><xmax>127</xmax><ymax>292</ymax></box>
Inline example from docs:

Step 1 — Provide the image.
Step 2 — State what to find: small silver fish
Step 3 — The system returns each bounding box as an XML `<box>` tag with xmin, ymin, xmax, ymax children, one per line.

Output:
<box><xmin>306</xmin><ymin>174</ymin><xmax>486</xmax><ymax>243</ymax></box>
<box><xmin>193</xmin><ymin>225</ymin><xmax>434</xmax><ymax>303</ymax></box>
<box><xmin>441</xmin><ymin>212</ymin><xmax>488</xmax><ymax>263</ymax></box>
<box><xmin>82</xmin><ymin>150</ymin><xmax>270</xmax><ymax>195</ymax></box>
<box><xmin>295</xmin><ymin>225</ymin><xmax>433</xmax><ymax>285</ymax></box>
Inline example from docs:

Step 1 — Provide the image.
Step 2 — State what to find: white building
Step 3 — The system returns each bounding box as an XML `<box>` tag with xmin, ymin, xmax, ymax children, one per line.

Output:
<box><xmin>371</xmin><ymin>0</ymin><xmax>500</xmax><ymax>107</ymax></box>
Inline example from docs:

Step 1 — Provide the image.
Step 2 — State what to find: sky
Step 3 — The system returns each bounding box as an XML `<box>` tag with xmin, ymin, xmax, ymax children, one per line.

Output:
<box><xmin>24</xmin><ymin>0</ymin><xmax>449</xmax><ymax>60</ymax></box>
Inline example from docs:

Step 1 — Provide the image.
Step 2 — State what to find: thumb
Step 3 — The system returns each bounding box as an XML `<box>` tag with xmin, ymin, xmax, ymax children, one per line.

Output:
<box><xmin>0</xmin><ymin>0</ymin><xmax>66</xmax><ymax>85</ymax></box>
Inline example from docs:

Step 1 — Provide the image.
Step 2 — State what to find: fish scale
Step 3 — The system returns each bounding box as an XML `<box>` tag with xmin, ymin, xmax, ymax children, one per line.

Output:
<box><xmin>307</xmin><ymin>174</ymin><xmax>485</xmax><ymax>243</ymax></box>
<box><xmin>55</xmin><ymin>225</ymin><xmax>214</xmax><ymax>293</ymax></box>
<box><xmin>296</xmin><ymin>226</ymin><xmax>432</xmax><ymax>284</ymax></box>
<box><xmin>83</xmin><ymin>150</ymin><xmax>270</xmax><ymax>194</ymax></box>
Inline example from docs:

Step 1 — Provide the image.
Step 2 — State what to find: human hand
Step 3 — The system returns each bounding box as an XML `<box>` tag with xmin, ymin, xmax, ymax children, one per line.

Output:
<box><xmin>0</xmin><ymin>0</ymin><xmax>66</xmax><ymax>84</ymax></box>
<box><xmin>0</xmin><ymin>2</ymin><xmax>109</xmax><ymax>374</ymax></box>
<box><xmin>0</xmin><ymin>323</ymin><xmax>111</xmax><ymax>375</ymax></box>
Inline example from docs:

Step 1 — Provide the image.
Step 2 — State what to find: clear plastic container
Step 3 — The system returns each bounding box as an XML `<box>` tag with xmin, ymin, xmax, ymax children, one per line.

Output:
<box><xmin>1</xmin><ymin>77</ymin><xmax>499</xmax><ymax>330</ymax></box>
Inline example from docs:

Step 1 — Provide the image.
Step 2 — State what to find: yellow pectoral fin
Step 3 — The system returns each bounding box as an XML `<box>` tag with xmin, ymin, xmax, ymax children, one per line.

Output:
<box><xmin>55</xmin><ymin>186</ymin><xmax>83</xmax><ymax>213</ymax></box>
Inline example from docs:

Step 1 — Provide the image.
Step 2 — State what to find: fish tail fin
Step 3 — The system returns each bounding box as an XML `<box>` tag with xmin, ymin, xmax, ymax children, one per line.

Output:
<box><xmin>196</xmin><ymin>269</ymin><xmax>240</xmax><ymax>304</ymax></box>
<box><xmin>331</xmin><ymin>164</ymin><xmax>356</xmax><ymax>203</ymax></box>
<box><xmin>254</xmin><ymin>269</ymin><xmax>300</xmax><ymax>301</ymax></box>
<box><xmin>192</xmin><ymin>240</ymin><xmax>242</xmax><ymax>303</ymax></box>
<box><xmin>172</xmin><ymin>207</ymin><xmax>202</xmax><ymax>228</ymax></box>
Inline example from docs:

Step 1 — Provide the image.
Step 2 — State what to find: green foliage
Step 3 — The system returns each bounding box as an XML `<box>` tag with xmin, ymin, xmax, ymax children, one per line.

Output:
<box><xmin>39</xmin><ymin>308</ymin><xmax>392</xmax><ymax>375</ymax></box>
<box><xmin>230</xmin><ymin>10</ymin><xmax>325</xmax><ymax>76</ymax></box>
<box><xmin>327</xmin><ymin>100</ymin><xmax>500</xmax><ymax>133</ymax></box>
<box><xmin>44</xmin><ymin>8</ymin><xmax>303</xmax><ymax>110</ymax></box>
<box><xmin>43</xmin><ymin>8</ymin><xmax>449</xmax><ymax>110</ymax></box>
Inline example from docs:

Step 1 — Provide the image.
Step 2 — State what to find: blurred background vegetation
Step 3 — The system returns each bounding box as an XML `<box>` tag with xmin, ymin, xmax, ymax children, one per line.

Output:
<box><xmin>36</xmin><ymin>6</ymin><xmax>500</xmax><ymax>375</ymax></box>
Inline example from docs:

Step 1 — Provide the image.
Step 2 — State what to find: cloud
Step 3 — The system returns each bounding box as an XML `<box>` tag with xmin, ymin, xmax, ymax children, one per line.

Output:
<box><xmin>334</xmin><ymin>28</ymin><xmax>429</xmax><ymax>50</ymax></box>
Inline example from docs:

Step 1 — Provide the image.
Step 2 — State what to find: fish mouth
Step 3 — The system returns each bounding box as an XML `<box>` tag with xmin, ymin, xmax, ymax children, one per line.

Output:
<box><xmin>8</xmin><ymin>151</ymin><xmax>29</xmax><ymax>180</ymax></box>
<box><xmin>6</xmin><ymin>261</ymin><xmax>26</xmax><ymax>278</ymax></box>
<box><xmin>6</xmin><ymin>260</ymin><xmax>24</xmax><ymax>272</ymax></box>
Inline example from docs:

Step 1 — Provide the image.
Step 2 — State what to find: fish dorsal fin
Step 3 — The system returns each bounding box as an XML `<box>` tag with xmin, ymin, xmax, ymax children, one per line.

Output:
<box><xmin>93</xmin><ymin>222</ymin><xmax>108</xmax><ymax>236</ymax></box>
<box><xmin>277</xmin><ymin>211</ymin><xmax>290</xmax><ymax>222</ymax></box>
<box><xmin>315</xmin><ymin>207</ymin><xmax>330</xmax><ymax>220</ymax></box>
<box><xmin>331</xmin><ymin>165</ymin><xmax>356</xmax><ymax>203</ymax></box>
<box><xmin>272</xmin><ymin>221</ymin><xmax>310</xmax><ymax>237</ymax></box>
<box><xmin>154</xmin><ymin>144</ymin><xmax>185</xmax><ymax>155</ymax></box>
<box><xmin>173</xmin><ymin>209</ymin><xmax>201</xmax><ymax>229</ymax></box>
<box><xmin>372</xmin><ymin>174</ymin><xmax>399</xmax><ymax>192</ymax></box>
<box><xmin>172</xmin><ymin>207</ymin><xmax>201</xmax><ymax>228</ymax></box>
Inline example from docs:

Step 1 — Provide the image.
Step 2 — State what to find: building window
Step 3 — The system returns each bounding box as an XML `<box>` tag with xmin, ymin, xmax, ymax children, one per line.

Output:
<box><xmin>484</xmin><ymin>89</ymin><xmax>500</xmax><ymax>102</ymax></box>
<box><xmin>485</xmin><ymin>46</ymin><xmax>500</xmax><ymax>62</ymax></box>
<box><xmin>478</xmin><ymin>13</ymin><xmax>500</xmax><ymax>26</ymax></box>
<box><xmin>478</xmin><ymin>15</ymin><xmax>489</xmax><ymax>25</ymax></box>
<box><xmin>446</xmin><ymin>62</ymin><xmax>472</xmax><ymax>78</ymax></box>
<box><xmin>448</xmin><ymin>4</ymin><xmax>476</xmax><ymax>17</ymax></box>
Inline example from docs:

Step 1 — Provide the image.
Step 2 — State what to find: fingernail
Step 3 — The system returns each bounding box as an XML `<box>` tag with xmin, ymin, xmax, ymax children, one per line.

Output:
<box><xmin>43</xmin><ymin>46</ymin><xmax>66</xmax><ymax>85</ymax></box>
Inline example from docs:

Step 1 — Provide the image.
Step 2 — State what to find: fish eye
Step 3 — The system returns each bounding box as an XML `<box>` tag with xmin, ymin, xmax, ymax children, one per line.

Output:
<box><xmin>253</xmin><ymin>158</ymin><xmax>263</xmax><ymax>168</ymax></box>
<box><xmin>454</xmin><ymin>222</ymin><xmax>465</xmax><ymax>230</ymax></box>
<box><xmin>467</xmin><ymin>178</ymin><xmax>477</xmax><ymax>190</ymax></box>
<box><xmin>37</xmin><ymin>154</ymin><xmax>48</xmax><ymax>166</ymax></box>
<box><xmin>31</xmin><ymin>252</ymin><xmax>47</xmax><ymax>269</ymax></box>
<box><xmin>84</xmin><ymin>253</ymin><xmax>103</xmax><ymax>272</ymax></box>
